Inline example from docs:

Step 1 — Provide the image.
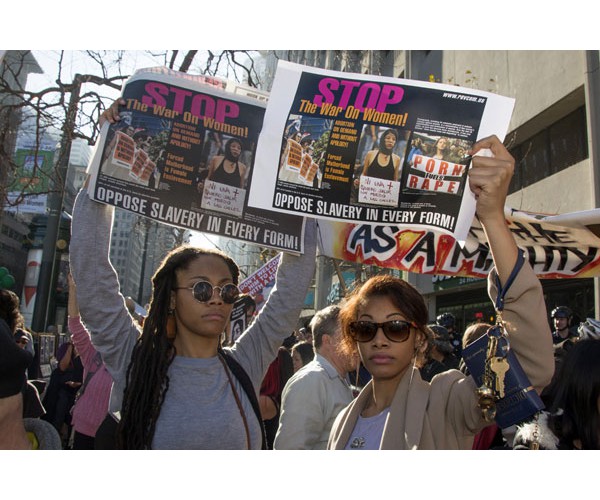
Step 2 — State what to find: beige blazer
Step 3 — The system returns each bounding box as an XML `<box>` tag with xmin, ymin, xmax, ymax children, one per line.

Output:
<box><xmin>328</xmin><ymin>261</ymin><xmax>554</xmax><ymax>450</ymax></box>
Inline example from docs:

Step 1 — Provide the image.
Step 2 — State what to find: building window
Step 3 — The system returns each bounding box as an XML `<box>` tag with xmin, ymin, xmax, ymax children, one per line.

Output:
<box><xmin>549</xmin><ymin>107</ymin><xmax>588</xmax><ymax>173</ymax></box>
<box><xmin>509</xmin><ymin>106</ymin><xmax>588</xmax><ymax>192</ymax></box>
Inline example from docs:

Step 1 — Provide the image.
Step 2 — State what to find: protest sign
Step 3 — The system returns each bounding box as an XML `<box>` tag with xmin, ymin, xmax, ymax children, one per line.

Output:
<box><xmin>238</xmin><ymin>253</ymin><xmax>281</xmax><ymax>312</ymax></box>
<box><xmin>229</xmin><ymin>299</ymin><xmax>247</xmax><ymax>344</ymax></box>
<box><xmin>248</xmin><ymin>61</ymin><xmax>515</xmax><ymax>243</ymax></box>
<box><xmin>86</xmin><ymin>67</ymin><xmax>306</xmax><ymax>254</ymax></box>
<box><xmin>317</xmin><ymin>206</ymin><xmax>600</xmax><ymax>278</ymax></box>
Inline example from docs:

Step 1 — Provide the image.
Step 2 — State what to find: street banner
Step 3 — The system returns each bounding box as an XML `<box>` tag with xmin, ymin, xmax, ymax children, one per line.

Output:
<box><xmin>5</xmin><ymin>147</ymin><xmax>55</xmax><ymax>214</ymax></box>
<box><xmin>20</xmin><ymin>248</ymin><xmax>42</xmax><ymax>329</ymax></box>
<box><xmin>248</xmin><ymin>60</ymin><xmax>515</xmax><ymax>243</ymax></box>
<box><xmin>4</xmin><ymin>192</ymin><xmax>48</xmax><ymax>215</ymax></box>
<box><xmin>317</xmin><ymin>206</ymin><xmax>600</xmax><ymax>279</ymax></box>
<box><xmin>86</xmin><ymin>67</ymin><xmax>305</xmax><ymax>254</ymax></box>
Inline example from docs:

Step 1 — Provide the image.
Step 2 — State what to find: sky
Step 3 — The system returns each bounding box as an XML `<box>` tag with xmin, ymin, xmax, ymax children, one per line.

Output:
<box><xmin>27</xmin><ymin>50</ymin><xmax>163</xmax><ymax>93</ymax></box>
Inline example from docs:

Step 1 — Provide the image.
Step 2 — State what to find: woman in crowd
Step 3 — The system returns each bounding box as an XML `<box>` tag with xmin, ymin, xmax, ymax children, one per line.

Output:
<box><xmin>291</xmin><ymin>340</ymin><xmax>315</xmax><ymax>373</ymax></box>
<box><xmin>513</xmin><ymin>325</ymin><xmax>600</xmax><ymax>450</ymax></box>
<box><xmin>66</xmin><ymin>273</ymin><xmax>113</xmax><ymax>450</ymax></box>
<box><xmin>431</xmin><ymin>136</ymin><xmax>452</xmax><ymax>160</ymax></box>
<box><xmin>259</xmin><ymin>346</ymin><xmax>294</xmax><ymax>449</ymax></box>
<box><xmin>70</xmin><ymin>99</ymin><xmax>317</xmax><ymax>449</ymax></box>
<box><xmin>328</xmin><ymin>135</ymin><xmax>554</xmax><ymax>450</ymax></box>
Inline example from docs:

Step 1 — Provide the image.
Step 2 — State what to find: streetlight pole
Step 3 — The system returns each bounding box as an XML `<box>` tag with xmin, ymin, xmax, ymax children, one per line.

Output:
<box><xmin>31</xmin><ymin>74</ymin><xmax>81</xmax><ymax>332</ymax></box>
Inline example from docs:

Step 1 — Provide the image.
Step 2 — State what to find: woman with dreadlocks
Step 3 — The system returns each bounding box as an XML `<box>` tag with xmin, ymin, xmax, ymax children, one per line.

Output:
<box><xmin>69</xmin><ymin>100</ymin><xmax>317</xmax><ymax>449</ymax></box>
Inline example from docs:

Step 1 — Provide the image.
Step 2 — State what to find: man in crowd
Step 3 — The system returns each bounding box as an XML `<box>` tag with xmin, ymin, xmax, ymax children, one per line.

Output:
<box><xmin>436</xmin><ymin>312</ymin><xmax>462</xmax><ymax>358</ymax></box>
<box><xmin>274</xmin><ymin>305</ymin><xmax>357</xmax><ymax>449</ymax></box>
<box><xmin>550</xmin><ymin>306</ymin><xmax>578</xmax><ymax>345</ymax></box>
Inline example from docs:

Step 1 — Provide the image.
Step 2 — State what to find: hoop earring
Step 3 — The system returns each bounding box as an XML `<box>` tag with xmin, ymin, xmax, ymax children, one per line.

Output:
<box><xmin>166</xmin><ymin>309</ymin><xmax>177</xmax><ymax>340</ymax></box>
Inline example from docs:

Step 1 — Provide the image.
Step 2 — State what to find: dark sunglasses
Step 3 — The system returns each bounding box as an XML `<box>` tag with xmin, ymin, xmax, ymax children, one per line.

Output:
<box><xmin>349</xmin><ymin>320</ymin><xmax>415</xmax><ymax>343</ymax></box>
<box><xmin>175</xmin><ymin>281</ymin><xmax>240</xmax><ymax>304</ymax></box>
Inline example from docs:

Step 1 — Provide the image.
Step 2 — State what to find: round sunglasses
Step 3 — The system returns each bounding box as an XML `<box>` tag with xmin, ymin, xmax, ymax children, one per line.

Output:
<box><xmin>349</xmin><ymin>320</ymin><xmax>415</xmax><ymax>343</ymax></box>
<box><xmin>175</xmin><ymin>280</ymin><xmax>240</xmax><ymax>304</ymax></box>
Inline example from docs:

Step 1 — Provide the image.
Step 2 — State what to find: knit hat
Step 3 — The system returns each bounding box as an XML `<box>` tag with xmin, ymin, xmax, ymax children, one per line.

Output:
<box><xmin>0</xmin><ymin>318</ymin><xmax>33</xmax><ymax>398</ymax></box>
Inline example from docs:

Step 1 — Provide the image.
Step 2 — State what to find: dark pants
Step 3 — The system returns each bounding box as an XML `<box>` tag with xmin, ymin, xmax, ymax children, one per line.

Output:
<box><xmin>73</xmin><ymin>431</ymin><xmax>96</xmax><ymax>450</ymax></box>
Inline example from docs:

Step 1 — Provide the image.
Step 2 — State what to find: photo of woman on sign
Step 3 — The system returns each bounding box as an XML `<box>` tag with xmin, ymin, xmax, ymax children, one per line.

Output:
<box><xmin>205</xmin><ymin>137</ymin><xmax>249</xmax><ymax>189</ymax></box>
<box><xmin>360</xmin><ymin>128</ymin><xmax>402</xmax><ymax>181</ymax></box>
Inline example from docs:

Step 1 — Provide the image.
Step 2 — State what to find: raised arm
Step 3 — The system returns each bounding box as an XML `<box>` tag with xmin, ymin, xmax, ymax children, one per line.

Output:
<box><xmin>468</xmin><ymin>135</ymin><xmax>553</xmax><ymax>394</ymax></box>
<box><xmin>469</xmin><ymin>135</ymin><xmax>518</xmax><ymax>284</ymax></box>
<box><xmin>70</xmin><ymin>99</ymin><xmax>139</xmax><ymax>393</ymax></box>
<box><xmin>228</xmin><ymin>218</ymin><xmax>317</xmax><ymax>388</ymax></box>
<box><xmin>67</xmin><ymin>272</ymin><xmax>106</xmax><ymax>373</ymax></box>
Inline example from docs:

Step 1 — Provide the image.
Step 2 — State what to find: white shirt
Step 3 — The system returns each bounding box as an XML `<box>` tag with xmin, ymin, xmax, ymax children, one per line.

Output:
<box><xmin>344</xmin><ymin>408</ymin><xmax>390</xmax><ymax>450</ymax></box>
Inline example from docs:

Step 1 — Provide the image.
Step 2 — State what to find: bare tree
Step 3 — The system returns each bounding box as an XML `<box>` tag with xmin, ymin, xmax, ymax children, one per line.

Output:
<box><xmin>0</xmin><ymin>50</ymin><xmax>128</xmax><ymax>215</ymax></box>
<box><xmin>0</xmin><ymin>49</ymin><xmax>262</xmax><ymax>214</ymax></box>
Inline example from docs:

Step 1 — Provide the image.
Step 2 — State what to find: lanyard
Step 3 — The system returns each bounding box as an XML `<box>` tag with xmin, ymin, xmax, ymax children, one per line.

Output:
<box><xmin>494</xmin><ymin>248</ymin><xmax>525</xmax><ymax>316</ymax></box>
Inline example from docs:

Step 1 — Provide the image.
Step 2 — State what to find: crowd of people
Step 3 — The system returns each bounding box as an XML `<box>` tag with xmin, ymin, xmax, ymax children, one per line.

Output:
<box><xmin>2</xmin><ymin>100</ymin><xmax>600</xmax><ymax>451</ymax></box>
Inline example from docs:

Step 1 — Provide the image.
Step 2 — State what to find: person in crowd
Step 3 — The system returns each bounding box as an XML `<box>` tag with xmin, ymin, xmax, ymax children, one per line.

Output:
<box><xmin>259</xmin><ymin>346</ymin><xmax>294</xmax><ymax>449</ymax></box>
<box><xmin>513</xmin><ymin>325</ymin><xmax>600</xmax><ymax>450</ymax></box>
<box><xmin>436</xmin><ymin>312</ymin><xmax>462</xmax><ymax>358</ymax></box>
<box><xmin>406</xmin><ymin>136</ymin><xmax>424</xmax><ymax>165</ymax></box>
<box><xmin>15</xmin><ymin>327</ymin><xmax>35</xmax><ymax>367</ymax></box>
<box><xmin>419</xmin><ymin>324</ymin><xmax>459</xmax><ymax>382</ymax></box>
<box><xmin>0</xmin><ymin>289</ymin><xmax>45</xmax><ymax>419</ymax></box>
<box><xmin>359</xmin><ymin>125</ymin><xmax>380</xmax><ymax>164</ymax></box>
<box><xmin>541</xmin><ymin>306</ymin><xmax>583</xmax><ymax>408</ymax></box>
<box><xmin>282</xmin><ymin>333</ymin><xmax>298</xmax><ymax>350</ymax></box>
<box><xmin>15</xmin><ymin>326</ymin><xmax>35</xmax><ymax>357</ymax></box>
<box><xmin>67</xmin><ymin>273</ymin><xmax>114</xmax><ymax>450</ymax></box>
<box><xmin>14</xmin><ymin>330</ymin><xmax>46</xmax><ymax>419</ymax></box>
<box><xmin>290</xmin><ymin>340</ymin><xmax>314</xmax><ymax>373</ymax></box>
<box><xmin>274</xmin><ymin>305</ymin><xmax>357</xmax><ymax>449</ymax></box>
<box><xmin>327</xmin><ymin>135</ymin><xmax>554</xmax><ymax>450</ymax></box>
<box><xmin>14</xmin><ymin>329</ymin><xmax>31</xmax><ymax>350</ymax></box>
<box><xmin>41</xmin><ymin>338</ymin><xmax>83</xmax><ymax>446</ymax></box>
<box><xmin>430</xmin><ymin>136</ymin><xmax>452</xmax><ymax>160</ymax></box>
<box><xmin>0</xmin><ymin>289</ymin><xmax>34</xmax><ymax>362</ymax></box>
<box><xmin>68</xmin><ymin>98</ymin><xmax>317</xmax><ymax>449</ymax></box>
<box><xmin>0</xmin><ymin>314</ymin><xmax>62</xmax><ymax>449</ymax></box>
<box><xmin>356</xmin><ymin>128</ymin><xmax>402</xmax><ymax>182</ymax></box>
<box><xmin>550</xmin><ymin>306</ymin><xmax>578</xmax><ymax>345</ymax></box>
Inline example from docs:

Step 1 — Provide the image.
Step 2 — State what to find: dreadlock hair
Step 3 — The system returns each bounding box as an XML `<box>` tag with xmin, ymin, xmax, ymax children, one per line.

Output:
<box><xmin>117</xmin><ymin>245</ymin><xmax>240</xmax><ymax>449</ymax></box>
